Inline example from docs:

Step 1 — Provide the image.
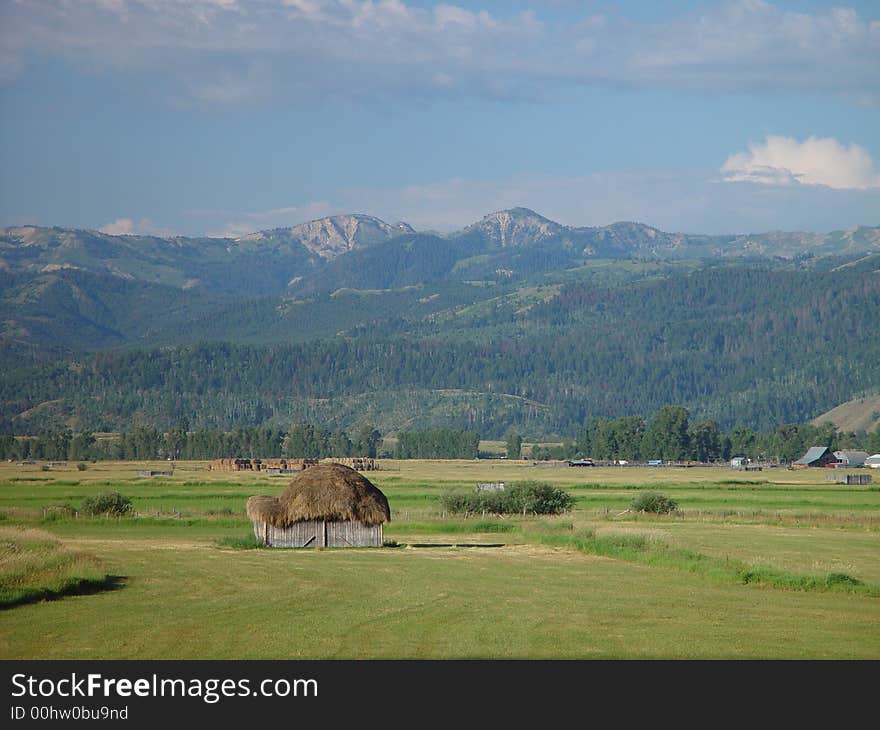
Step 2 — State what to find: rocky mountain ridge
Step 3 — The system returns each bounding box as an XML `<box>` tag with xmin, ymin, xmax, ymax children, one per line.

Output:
<box><xmin>2</xmin><ymin>210</ymin><xmax>878</xmax><ymax>300</ymax></box>
<box><xmin>236</xmin><ymin>214</ymin><xmax>414</xmax><ymax>259</ymax></box>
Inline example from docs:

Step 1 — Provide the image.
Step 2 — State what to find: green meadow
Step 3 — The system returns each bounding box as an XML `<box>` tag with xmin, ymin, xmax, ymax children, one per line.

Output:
<box><xmin>1</xmin><ymin>459</ymin><xmax>878</xmax><ymax>659</ymax></box>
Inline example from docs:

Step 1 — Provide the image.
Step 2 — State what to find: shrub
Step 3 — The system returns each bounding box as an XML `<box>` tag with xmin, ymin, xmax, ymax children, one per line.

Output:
<box><xmin>506</xmin><ymin>481</ymin><xmax>576</xmax><ymax>515</ymax></box>
<box><xmin>441</xmin><ymin>481</ymin><xmax>574</xmax><ymax>516</ymax></box>
<box><xmin>441</xmin><ymin>490</ymin><xmax>506</xmax><ymax>515</ymax></box>
<box><xmin>826</xmin><ymin>572</ymin><xmax>861</xmax><ymax>587</ymax></box>
<box><xmin>76</xmin><ymin>463</ymin><xmax>88</xmax><ymax>471</ymax></box>
<box><xmin>80</xmin><ymin>492</ymin><xmax>133</xmax><ymax>517</ymax></box>
<box><xmin>631</xmin><ymin>491</ymin><xmax>678</xmax><ymax>514</ymax></box>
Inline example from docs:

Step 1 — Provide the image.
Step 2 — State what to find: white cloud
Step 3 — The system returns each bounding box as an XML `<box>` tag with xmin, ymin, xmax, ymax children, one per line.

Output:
<box><xmin>187</xmin><ymin>61</ymin><xmax>272</xmax><ymax>104</ymax></box>
<box><xmin>721</xmin><ymin>136</ymin><xmax>880</xmax><ymax>190</ymax></box>
<box><xmin>99</xmin><ymin>218</ymin><xmax>136</xmax><ymax>235</ymax></box>
<box><xmin>283</xmin><ymin>0</ymin><xmax>327</xmax><ymax>20</ymax></box>
<box><xmin>627</xmin><ymin>1</ymin><xmax>876</xmax><ymax>93</ymax></box>
<box><xmin>432</xmin><ymin>4</ymin><xmax>496</xmax><ymax>31</ymax></box>
<box><xmin>98</xmin><ymin>217</ymin><xmax>174</xmax><ymax>236</ymax></box>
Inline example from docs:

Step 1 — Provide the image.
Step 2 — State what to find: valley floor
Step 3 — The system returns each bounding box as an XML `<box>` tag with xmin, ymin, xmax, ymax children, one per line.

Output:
<box><xmin>1</xmin><ymin>461</ymin><xmax>878</xmax><ymax>659</ymax></box>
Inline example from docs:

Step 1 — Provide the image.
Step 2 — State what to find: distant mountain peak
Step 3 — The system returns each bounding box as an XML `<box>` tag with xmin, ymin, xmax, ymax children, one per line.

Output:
<box><xmin>236</xmin><ymin>213</ymin><xmax>414</xmax><ymax>259</ymax></box>
<box><xmin>466</xmin><ymin>207</ymin><xmax>564</xmax><ymax>247</ymax></box>
<box><xmin>480</xmin><ymin>207</ymin><xmax>554</xmax><ymax>222</ymax></box>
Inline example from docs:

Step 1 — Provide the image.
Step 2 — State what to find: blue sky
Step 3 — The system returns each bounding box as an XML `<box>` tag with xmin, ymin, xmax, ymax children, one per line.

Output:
<box><xmin>1</xmin><ymin>0</ymin><xmax>878</xmax><ymax>236</ymax></box>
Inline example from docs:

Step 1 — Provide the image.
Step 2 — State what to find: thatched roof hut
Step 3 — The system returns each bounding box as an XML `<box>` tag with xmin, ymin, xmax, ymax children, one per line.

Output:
<box><xmin>247</xmin><ymin>463</ymin><xmax>390</xmax><ymax>547</ymax></box>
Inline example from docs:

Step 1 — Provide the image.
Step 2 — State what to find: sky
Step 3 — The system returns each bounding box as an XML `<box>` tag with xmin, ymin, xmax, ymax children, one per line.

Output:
<box><xmin>0</xmin><ymin>0</ymin><xmax>878</xmax><ymax>237</ymax></box>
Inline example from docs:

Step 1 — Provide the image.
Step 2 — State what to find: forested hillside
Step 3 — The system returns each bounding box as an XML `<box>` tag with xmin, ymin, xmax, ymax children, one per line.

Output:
<box><xmin>3</xmin><ymin>263</ymin><xmax>877</xmax><ymax>437</ymax></box>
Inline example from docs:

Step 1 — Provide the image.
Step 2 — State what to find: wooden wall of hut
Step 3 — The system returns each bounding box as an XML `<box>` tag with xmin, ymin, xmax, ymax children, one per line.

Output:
<box><xmin>252</xmin><ymin>519</ymin><xmax>383</xmax><ymax>547</ymax></box>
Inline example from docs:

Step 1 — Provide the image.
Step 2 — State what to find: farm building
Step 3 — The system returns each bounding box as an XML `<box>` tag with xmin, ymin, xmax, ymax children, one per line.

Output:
<box><xmin>833</xmin><ymin>451</ymin><xmax>869</xmax><ymax>467</ymax></box>
<box><xmin>246</xmin><ymin>463</ymin><xmax>390</xmax><ymax>548</ymax></box>
<box><xmin>730</xmin><ymin>457</ymin><xmax>762</xmax><ymax>471</ymax></box>
<box><xmin>477</xmin><ymin>482</ymin><xmax>506</xmax><ymax>492</ymax></box>
<box><xmin>793</xmin><ymin>446</ymin><xmax>837</xmax><ymax>468</ymax></box>
<box><xmin>867</xmin><ymin>454</ymin><xmax>880</xmax><ymax>469</ymax></box>
<box><xmin>826</xmin><ymin>473</ymin><xmax>872</xmax><ymax>485</ymax></box>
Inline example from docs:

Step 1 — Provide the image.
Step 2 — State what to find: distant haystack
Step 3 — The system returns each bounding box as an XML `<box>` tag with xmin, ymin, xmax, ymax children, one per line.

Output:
<box><xmin>209</xmin><ymin>458</ymin><xmax>318</xmax><ymax>472</ymax></box>
<box><xmin>246</xmin><ymin>463</ymin><xmax>390</xmax><ymax>547</ymax></box>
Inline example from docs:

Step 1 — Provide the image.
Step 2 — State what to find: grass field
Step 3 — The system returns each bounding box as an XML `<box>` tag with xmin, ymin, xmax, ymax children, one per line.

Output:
<box><xmin>1</xmin><ymin>459</ymin><xmax>878</xmax><ymax>659</ymax></box>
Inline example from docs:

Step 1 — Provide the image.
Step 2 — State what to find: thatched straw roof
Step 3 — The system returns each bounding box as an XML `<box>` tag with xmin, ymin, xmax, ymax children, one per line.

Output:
<box><xmin>246</xmin><ymin>463</ymin><xmax>391</xmax><ymax>527</ymax></box>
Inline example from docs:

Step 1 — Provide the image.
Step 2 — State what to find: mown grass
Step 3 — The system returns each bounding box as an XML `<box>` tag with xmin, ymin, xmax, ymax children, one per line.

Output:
<box><xmin>0</xmin><ymin>526</ymin><xmax>119</xmax><ymax>608</ymax></box>
<box><xmin>0</xmin><ymin>460</ymin><xmax>878</xmax><ymax>659</ymax></box>
<box><xmin>215</xmin><ymin>533</ymin><xmax>266</xmax><ymax>549</ymax></box>
<box><xmin>1</xmin><ymin>538</ymin><xmax>877</xmax><ymax>659</ymax></box>
<box><xmin>393</xmin><ymin>520</ymin><xmax>517</xmax><ymax>534</ymax></box>
<box><xmin>525</xmin><ymin>524</ymin><xmax>879</xmax><ymax>596</ymax></box>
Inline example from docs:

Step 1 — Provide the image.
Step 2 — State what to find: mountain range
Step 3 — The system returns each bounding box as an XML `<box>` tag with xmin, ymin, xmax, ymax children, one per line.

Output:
<box><xmin>1</xmin><ymin>208</ymin><xmax>878</xmax><ymax>437</ymax></box>
<box><xmin>3</xmin><ymin>208</ymin><xmax>879</xmax><ymax>298</ymax></box>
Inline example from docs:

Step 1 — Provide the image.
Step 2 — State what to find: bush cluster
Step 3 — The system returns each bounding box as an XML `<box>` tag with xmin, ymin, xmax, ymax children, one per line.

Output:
<box><xmin>441</xmin><ymin>481</ymin><xmax>574</xmax><ymax>516</ymax></box>
<box><xmin>80</xmin><ymin>492</ymin><xmax>133</xmax><ymax>517</ymax></box>
<box><xmin>630</xmin><ymin>491</ymin><xmax>678</xmax><ymax>514</ymax></box>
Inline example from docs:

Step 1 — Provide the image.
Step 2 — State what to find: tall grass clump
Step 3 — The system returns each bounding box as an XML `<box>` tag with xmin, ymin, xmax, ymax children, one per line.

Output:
<box><xmin>0</xmin><ymin>527</ymin><xmax>114</xmax><ymax>608</ymax></box>
<box><xmin>41</xmin><ymin>505</ymin><xmax>77</xmax><ymax>523</ymax></box>
<box><xmin>80</xmin><ymin>492</ymin><xmax>132</xmax><ymax>517</ymax></box>
<box><xmin>441</xmin><ymin>481</ymin><xmax>574</xmax><ymax>516</ymax></box>
<box><xmin>631</xmin><ymin>491</ymin><xmax>678</xmax><ymax>514</ymax></box>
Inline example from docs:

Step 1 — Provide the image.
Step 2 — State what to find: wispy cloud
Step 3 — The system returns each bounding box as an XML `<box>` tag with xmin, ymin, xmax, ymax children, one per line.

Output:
<box><xmin>187</xmin><ymin>201</ymin><xmax>336</xmax><ymax>237</ymax></box>
<box><xmin>98</xmin><ymin>216</ymin><xmax>174</xmax><ymax>236</ymax></box>
<box><xmin>100</xmin><ymin>167</ymin><xmax>880</xmax><ymax>238</ymax></box>
<box><xmin>1</xmin><ymin>1</ymin><xmax>877</xmax><ymax>103</ymax></box>
<box><xmin>336</xmin><ymin>169</ymin><xmax>880</xmax><ymax>234</ymax></box>
<box><xmin>721</xmin><ymin>136</ymin><xmax>880</xmax><ymax>189</ymax></box>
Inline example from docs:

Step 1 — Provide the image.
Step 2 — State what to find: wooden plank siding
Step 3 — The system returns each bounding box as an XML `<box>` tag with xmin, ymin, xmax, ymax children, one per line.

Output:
<box><xmin>252</xmin><ymin>519</ymin><xmax>383</xmax><ymax>547</ymax></box>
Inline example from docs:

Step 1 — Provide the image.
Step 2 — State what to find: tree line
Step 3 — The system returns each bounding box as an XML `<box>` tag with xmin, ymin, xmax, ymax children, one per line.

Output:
<box><xmin>3</xmin><ymin>406</ymin><xmax>879</xmax><ymax>464</ymax></box>
<box><xmin>521</xmin><ymin>406</ymin><xmax>880</xmax><ymax>463</ymax></box>
<box><xmin>0</xmin><ymin>423</ymin><xmax>383</xmax><ymax>462</ymax></box>
<box><xmin>395</xmin><ymin>429</ymin><xmax>480</xmax><ymax>459</ymax></box>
